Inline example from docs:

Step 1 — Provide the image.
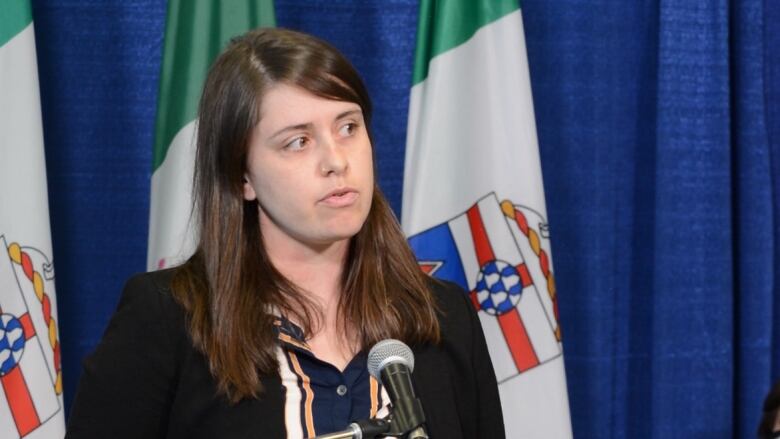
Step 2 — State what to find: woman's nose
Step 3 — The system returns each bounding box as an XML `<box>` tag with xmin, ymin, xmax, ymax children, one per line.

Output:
<box><xmin>319</xmin><ymin>136</ymin><xmax>348</xmax><ymax>176</ymax></box>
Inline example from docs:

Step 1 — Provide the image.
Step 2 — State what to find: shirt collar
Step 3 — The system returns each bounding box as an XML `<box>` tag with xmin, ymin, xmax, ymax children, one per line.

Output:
<box><xmin>273</xmin><ymin>315</ymin><xmax>313</xmax><ymax>354</ymax></box>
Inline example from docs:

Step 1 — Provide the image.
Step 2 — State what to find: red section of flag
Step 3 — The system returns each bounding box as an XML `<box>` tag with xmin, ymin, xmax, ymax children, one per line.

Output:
<box><xmin>497</xmin><ymin>310</ymin><xmax>539</xmax><ymax>372</ymax></box>
<box><xmin>54</xmin><ymin>342</ymin><xmax>61</xmax><ymax>371</ymax></box>
<box><xmin>42</xmin><ymin>295</ymin><xmax>51</xmax><ymax>323</ymax></box>
<box><xmin>540</xmin><ymin>251</ymin><xmax>550</xmax><ymax>277</ymax></box>
<box><xmin>514</xmin><ymin>209</ymin><xmax>529</xmax><ymax>235</ymax></box>
<box><xmin>21</xmin><ymin>252</ymin><xmax>34</xmax><ymax>281</ymax></box>
<box><xmin>19</xmin><ymin>313</ymin><xmax>36</xmax><ymax>340</ymax></box>
<box><xmin>418</xmin><ymin>261</ymin><xmax>442</xmax><ymax>275</ymax></box>
<box><xmin>1</xmin><ymin>366</ymin><xmax>41</xmax><ymax>436</ymax></box>
<box><xmin>516</xmin><ymin>264</ymin><xmax>532</xmax><ymax>288</ymax></box>
<box><xmin>466</xmin><ymin>205</ymin><xmax>495</xmax><ymax>267</ymax></box>
<box><xmin>469</xmin><ymin>291</ymin><xmax>481</xmax><ymax>311</ymax></box>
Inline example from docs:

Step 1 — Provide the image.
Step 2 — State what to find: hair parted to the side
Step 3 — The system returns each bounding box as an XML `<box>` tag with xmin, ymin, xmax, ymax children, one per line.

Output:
<box><xmin>170</xmin><ymin>27</ymin><xmax>440</xmax><ymax>403</ymax></box>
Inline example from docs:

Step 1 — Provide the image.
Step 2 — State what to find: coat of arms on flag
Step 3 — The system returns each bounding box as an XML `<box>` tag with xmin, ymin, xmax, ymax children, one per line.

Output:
<box><xmin>0</xmin><ymin>235</ymin><xmax>62</xmax><ymax>438</ymax></box>
<box><xmin>409</xmin><ymin>193</ymin><xmax>561</xmax><ymax>382</ymax></box>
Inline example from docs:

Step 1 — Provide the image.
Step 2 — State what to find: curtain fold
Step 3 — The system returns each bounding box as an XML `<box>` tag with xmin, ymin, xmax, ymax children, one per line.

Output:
<box><xmin>732</xmin><ymin>1</ymin><xmax>776</xmax><ymax>437</ymax></box>
<box><xmin>765</xmin><ymin>0</ymin><xmax>780</xmax><ymax>385</ymax></box>
<box><xmin>653</xmin><ymin>1</ymin><xmax>733</xmax><ymax>435</ymax></box>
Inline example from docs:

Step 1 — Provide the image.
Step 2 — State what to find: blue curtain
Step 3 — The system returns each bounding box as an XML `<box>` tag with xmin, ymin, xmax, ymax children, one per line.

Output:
<box><xmin>29</xmin><ymin>1</ymin><xmax>780</xmax><ymax>437</ymax></box>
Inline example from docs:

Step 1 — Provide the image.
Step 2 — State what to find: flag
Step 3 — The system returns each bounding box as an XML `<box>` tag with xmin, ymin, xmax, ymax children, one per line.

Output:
<box><xmin>403</xmin><ymin>1</ymin><xmax>573</xmax><ymax>437</ymax></box>
<box><xmin>148</xmin><ymin>0</ymin><xmax>275</xmax><ymax>270</ymax></box>
<box><xmin>0</xmin><ymin>1</ymin><xmax>65</xmax><ymax>437</ymax></box>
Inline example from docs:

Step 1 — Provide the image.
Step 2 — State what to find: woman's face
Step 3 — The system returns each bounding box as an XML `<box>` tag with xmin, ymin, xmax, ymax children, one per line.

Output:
<box><xmin>243</xmin><ymin>83</ymin><xmax>374</xmax><ymax>251</ymax></box>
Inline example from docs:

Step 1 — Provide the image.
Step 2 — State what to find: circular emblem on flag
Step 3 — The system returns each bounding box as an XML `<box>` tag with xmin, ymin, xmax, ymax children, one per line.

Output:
<box><xmin>475</xmin><ymin>260</ymin><xmax>522</xmax><ymax>316</ymax></box>
<box><xmin>0</xmin><ymin>313</ymin><xmax>26</xmax><ymax>376</ymax></box>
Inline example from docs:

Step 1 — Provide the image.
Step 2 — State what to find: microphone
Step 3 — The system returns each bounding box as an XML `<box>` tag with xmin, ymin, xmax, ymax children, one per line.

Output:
<box><xmin>367</xmin><ymin>340</ymin><xmax>428</xmax><ymax>439</ymax></box>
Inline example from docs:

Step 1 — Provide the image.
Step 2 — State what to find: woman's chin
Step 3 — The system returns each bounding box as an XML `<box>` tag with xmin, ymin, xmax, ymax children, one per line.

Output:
<box><xmin>308</xmin><ymin>223</ymin><xmax>363</xmax><ymax>247</ymax></box>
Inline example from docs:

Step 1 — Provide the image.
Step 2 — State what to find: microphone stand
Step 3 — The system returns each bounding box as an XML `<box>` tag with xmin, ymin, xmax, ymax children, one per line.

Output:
<box><xmin>312</xmin><ymin>418</ymin><xmax>389</xmax><ymax>439</ymax></box>
<box><xmin>313</xmin><ymin>424</ymin><xmax>362</xmax><ymax>439</ymax></box>
<box><xmin>310</xmin><ymin>407</ymin><xmax>429</xmax><ymax>439</ymax></box>
<box><xmin>404</xmin><ymin>426</ymin><xmax>428</xmax><ymax>439</ymax></box>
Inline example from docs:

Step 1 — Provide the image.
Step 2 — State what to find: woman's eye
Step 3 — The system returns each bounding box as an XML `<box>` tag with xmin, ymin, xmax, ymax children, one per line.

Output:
<box><xmin>339</xmin><ymin>122</ymin><xmax>357</xmax><ymax>137</ymax></box>
<box><xmin>285</xmin><ymin>137</ymin><xmax>307</xmax><ymax>151</ymax></box>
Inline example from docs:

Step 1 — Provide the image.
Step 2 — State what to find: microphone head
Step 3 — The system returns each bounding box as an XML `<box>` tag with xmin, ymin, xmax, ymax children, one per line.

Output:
<box><xmin>367</xmin><ymin>339</ymin><xmax>415</xmax><ymax>379</ymax></box>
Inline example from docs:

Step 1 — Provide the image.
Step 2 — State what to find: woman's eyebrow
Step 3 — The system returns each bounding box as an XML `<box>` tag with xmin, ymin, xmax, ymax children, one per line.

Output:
<box><xmin>335</xmin><ymin>109</ymin><xmax>362</xmax><ymax>120</ymax></box>
<box><xmin>268</xmin><ymin>109</ymin><xmax>362</xmax><ymax>140</ymax></box>
<box><xmin>269</xmin><ymin>123</ymin><xmax>311</xmax><ymax>141</ymax></box>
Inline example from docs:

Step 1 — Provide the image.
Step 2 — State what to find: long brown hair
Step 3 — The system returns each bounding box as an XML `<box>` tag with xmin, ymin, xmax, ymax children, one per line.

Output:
<box><xmin>170</xmin><ymin>28</ymin><xmax>440</xmax><ymax>403</ymax></box>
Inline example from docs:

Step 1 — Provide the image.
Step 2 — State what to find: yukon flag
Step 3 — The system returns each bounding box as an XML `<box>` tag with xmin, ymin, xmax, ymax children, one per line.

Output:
<box><xmin>403</xmin><ymin>1</ymin><xmax>573</xmax><ymax>437</ymax></box>
<box><xmin>148</xmin><ymin>0</ymin><xmax>275</xmax><ymax>270</ymax></box>
<box><xmin>0</xmin><ymin>1</ymin><xmax>66</xmax><ymax>438</ymax></box>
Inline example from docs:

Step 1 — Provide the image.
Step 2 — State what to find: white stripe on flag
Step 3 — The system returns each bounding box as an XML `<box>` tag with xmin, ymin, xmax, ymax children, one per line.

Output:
<box><xmin>0</xmin><ymin>24</ymin><xmax>51</xmax><ymax>246</ymax></box>
<box><xmin>0</xmin><ymin>18</ymin><xmax>65</xmax><ymax>439</ymax></box>
<box><xmin>0</xmin><ymin>243</ymin><xmax>26</xmax><ymax>316</ymax></box>
<box><xmin>516</xmin><ymin>285</ymin><xmax>560</xmax><ymax>363</ymax></box>
<box><xmin>477</xmin><ymin>195</ymin><xmax>523</xmax><ymax>265</ymax></box>
<box><xmin>507</xmin><ymin>214</ymin><xmax>558</xmax><ymax>334</ymax></box>
<box><xmin>403</xmin><ymin>12</ymin><xmax>548</xmax><ymax>236</ymax></box>
<box><xmin>477</xmin><ymin>312</ymin><xmax>517</xmax><ymax>382</ymax></box>
<box><xmin>479</xmin><ymin>193</ymin><xmax>523</xmax><ymax>267</ymax></box>
<box><xmin>0</xmin><ymin>393</ymin><xmax>19</xmax><ymax>439</ymax></box>
<box><xmin>147</xmin><ymin>121</ymin><xmax>197</xmax><ymax>270</ymax></box>
<box><xmin>448</xmin><ymin>214</ymin><xmax>479</xmax><ymax>289</ymax></box>
<box><xmin>499</xmin><ymin>357</ymin><xmax>571</xmax><ymax>438</ymax></box>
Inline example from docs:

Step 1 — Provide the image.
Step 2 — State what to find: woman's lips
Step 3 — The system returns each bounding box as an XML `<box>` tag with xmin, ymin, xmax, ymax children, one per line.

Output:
<box><xmin>319</xmin><ymin>189</ymin><xmax>358</xmax><ymax>207</ymax></box>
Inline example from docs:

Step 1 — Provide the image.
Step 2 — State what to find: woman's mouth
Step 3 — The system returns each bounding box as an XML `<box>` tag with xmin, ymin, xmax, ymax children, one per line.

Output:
<box><xmin>320</xmin><ymin>188</ymin><xmax>358</xmax><ymax>207</ymax></box>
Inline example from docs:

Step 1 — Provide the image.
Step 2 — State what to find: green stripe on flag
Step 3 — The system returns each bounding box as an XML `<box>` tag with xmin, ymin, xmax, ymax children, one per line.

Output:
<box><xmin>412</xmin><ymin>0</ymin><xmax>519</xmax><ymax>85</ymax></box>
<box><xmin>0</xmin><ymin>0</ymin><xmax>33</xmax><ymax>47</ymax></box>
<box><xmin>153</xmin><ymin>0</ymin><xmax>275</xmax><ymax>170</ymax></box>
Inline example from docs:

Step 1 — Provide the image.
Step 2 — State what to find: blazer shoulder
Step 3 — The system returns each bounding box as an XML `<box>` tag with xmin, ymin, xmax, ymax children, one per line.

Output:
<box><xmin>119</xmin><ymin>268</ymin><xmax>180</xmax><ymax>310</ymax></box>
<box><xmin>67</xmin><ymin>268</ymin><xmax>187</xmax><ymax>438</ymax></box>
<box><xmin>109</xmin><ymin>267</ymin><xmax>188</xmax><ymax>341</ymax></box>
<box><xmin>428</xmin><ymin>278</ymin><xmax>473</xmax><ymax>316</ymax></box>
<box><xmin>426</xmin><ymin>278</ymin><xmax>479</xmax><ymax>340</ymax></box>
<box><xmin>122</xmin><ymin>267</ymin><xmax>177</xmax><ymax>296</ymax></box>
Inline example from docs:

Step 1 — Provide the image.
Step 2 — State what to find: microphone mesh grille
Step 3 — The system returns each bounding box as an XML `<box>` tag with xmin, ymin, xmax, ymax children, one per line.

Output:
<box><xmin>367</xmin><ymin>339</ymin><xmax>415</xmax><ymax>379</ymax></box>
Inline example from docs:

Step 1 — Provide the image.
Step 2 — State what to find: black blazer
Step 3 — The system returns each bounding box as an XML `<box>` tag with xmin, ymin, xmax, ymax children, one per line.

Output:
<box><xmin>66</xmin><ymin>269</ymin><xmax>505</xmax><ymax>438</ymax></box>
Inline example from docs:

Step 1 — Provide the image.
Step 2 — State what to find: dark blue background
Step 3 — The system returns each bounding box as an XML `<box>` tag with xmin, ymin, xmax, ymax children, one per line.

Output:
<box><xmin>27</xmin><ymin>1</ymin><xmax>780</xmax><ymax>437</ymax></box>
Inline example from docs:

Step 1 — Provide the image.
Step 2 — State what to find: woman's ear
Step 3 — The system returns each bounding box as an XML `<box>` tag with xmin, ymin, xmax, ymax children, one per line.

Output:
<box><xmin>243</xmin><ymin>175</ymin><xmax>257</xmax><ymax>201</ymax></box>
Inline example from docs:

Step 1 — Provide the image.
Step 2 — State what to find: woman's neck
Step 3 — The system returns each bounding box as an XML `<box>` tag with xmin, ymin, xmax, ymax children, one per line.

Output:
<box><xmin>264</xmin><ymin>237</ymin><xmax>358</xmax><ymax>370</ymax></box>
<box><xmin>265</xmin><ymin>237</ymin><xmax>348</xmax><ymax>306</ymax></box>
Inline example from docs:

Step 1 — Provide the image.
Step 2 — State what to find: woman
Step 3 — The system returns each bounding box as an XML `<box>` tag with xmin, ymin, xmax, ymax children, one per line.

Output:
<box><xmin>66</xmin><ymin>28</ymin><xmax>504</xmax><ymax>438</ymax></box>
